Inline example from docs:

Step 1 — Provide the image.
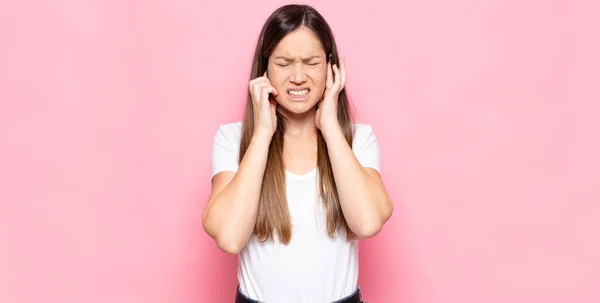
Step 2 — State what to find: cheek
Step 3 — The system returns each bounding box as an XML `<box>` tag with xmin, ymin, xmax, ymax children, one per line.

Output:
<box><xmin>267</xmin><ymin>68</ymin><xmax>282</xmax><ymax>81</ymax></box>
<box><xmin>267</xmin><ymin>70</ymin><xmax>286</xmax><ymax>88</ymax></box>
<box><xmin>309</xmin><ymin>69</ymin><xmax>327</xmax><ymax>88</ymax></box>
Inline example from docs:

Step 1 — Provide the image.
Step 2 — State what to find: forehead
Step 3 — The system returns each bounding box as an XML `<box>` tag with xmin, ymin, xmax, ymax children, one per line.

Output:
<box><xmin>272</xmin><ymin>27</ymin><xmax>325</xmax><ymax>57</ymax></box>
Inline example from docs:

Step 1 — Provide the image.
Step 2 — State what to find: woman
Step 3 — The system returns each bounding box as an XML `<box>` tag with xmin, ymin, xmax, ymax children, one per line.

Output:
<box><xmin>203</xmin><ymin>4</ymin><xmax>393</xmax><ymax>303</ymax></box>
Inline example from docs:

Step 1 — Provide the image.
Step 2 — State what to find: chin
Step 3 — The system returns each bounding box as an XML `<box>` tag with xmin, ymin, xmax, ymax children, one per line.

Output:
<box><xmin>275</xmin><ymin>94</ymin><xmax>319</xmax><ymax>116</ymax></box>
<box><xmin>277</xmin><ymin>100</ymin><xmax>318</xmax><ymax>116</ymax></box>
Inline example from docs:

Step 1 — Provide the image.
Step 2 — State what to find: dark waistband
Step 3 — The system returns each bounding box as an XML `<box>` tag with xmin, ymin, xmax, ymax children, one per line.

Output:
<box><xmin>235</xmin><ymin>286</ymin><xmax>364</xmax><ymax>303</ymax></box>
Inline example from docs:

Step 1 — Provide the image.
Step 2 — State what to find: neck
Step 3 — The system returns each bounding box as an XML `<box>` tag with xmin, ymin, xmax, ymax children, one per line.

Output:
<box><xmin>278</xmin><ymin>107</ymin><xmax>318</xmax><ymax>137</ymax></box>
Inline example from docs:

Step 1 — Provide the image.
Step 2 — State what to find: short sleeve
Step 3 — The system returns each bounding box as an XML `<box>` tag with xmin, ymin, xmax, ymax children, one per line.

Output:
<box><xmin>352</xmin><ymin>124</ymin><xmax>381</xmax><ymax>173</ymax></box>
<box><xmin>211</xmin><ymin>123</ymin><xmax>242</xmax><ymax>179</ymax></box>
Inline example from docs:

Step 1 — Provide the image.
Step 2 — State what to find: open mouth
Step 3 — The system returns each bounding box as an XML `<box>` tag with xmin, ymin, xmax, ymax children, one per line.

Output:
<box><xmin>287</xmin><ymin>88</ymin><xmax>310</xmax><ymax>101</ymax></box>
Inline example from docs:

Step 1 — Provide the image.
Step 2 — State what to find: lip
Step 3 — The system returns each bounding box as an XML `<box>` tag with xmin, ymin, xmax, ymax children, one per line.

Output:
<box><xmin>286</xmin><ymin>87</ymin><xmax>311</xmax><ymax>102</ymax></box>
<box><xmin>286</xmin><ymin>87</ymin><xmax>311</xmax><ymax>93</ymax></box>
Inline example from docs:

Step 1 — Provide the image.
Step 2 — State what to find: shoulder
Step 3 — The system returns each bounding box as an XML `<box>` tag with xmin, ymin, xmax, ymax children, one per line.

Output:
<box><xmin>352</xmin><ymin>123</ymin><xmax>377</xmax><ymax>148</ymax></box>
<box><xmin>212</xmin><ymin>121</ymin><xmax>243</xmax><ymax>154</ymax></box>
<box><xmin>214</xmin><ymin>121</ymin><xmax>243</xmax><ymax>141</ymax></box>
<box><xmin>211</xmin><ymin>122</ymin><xmax>243</xmax><ymax>177</ymax></box>
<box><xmin>351</xmin><ymin>123</ymin><xmax>380</xmax><ymax>170</ymax></box>
<box><xmin>353</xmin><ymin>123</ymin><xmax>375</xmax><ymax>138</ymax></box>
<box><xmin>217</xmin><ymin>121</ymin><xmax>243</xmax><ymax>134</ymax></box>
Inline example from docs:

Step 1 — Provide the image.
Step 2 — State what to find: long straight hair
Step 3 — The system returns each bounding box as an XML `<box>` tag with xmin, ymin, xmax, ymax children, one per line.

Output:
<box><xmin>239</xmin><ymin>4</ymin><xmax>355</xmax><ymax>244</ymax></box>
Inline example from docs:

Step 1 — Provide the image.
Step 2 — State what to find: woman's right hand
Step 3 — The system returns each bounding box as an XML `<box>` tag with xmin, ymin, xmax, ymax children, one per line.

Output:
<box><xmin>249</xmin><ymin>72</ymin><xmax>278</xmax><ymax>138</ymax></box>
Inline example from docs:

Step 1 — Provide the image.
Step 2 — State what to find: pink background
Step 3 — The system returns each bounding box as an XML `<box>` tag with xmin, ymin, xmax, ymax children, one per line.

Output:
<box><xmin>1</xmin><ymin>0</ymin><xmax>599</xmax><ymax>302</ymax></box>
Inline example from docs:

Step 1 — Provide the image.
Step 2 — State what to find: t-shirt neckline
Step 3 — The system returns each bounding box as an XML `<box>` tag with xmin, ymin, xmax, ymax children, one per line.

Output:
<box><xmin>285</xmin><ymin>167</ymin><xmax>318</xmax><ymax>181</ymax></box>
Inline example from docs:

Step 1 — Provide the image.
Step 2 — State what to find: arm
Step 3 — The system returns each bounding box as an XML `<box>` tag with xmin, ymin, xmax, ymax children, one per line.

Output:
<box><xmin>322</xmin><ymin>124</ymin><xmax>393</xmax><ymax>239</ymax></box>
<box><xmin>202</xmin><ymin>133</ymin><xmax>272</xmax><ymax>254</ymax></box>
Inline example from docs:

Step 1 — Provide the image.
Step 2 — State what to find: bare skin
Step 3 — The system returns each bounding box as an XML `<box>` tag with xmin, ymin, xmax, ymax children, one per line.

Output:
<box><xmin>203</xmin><ymin>27</ymin><xmax>392</xmax><ymax>254</ymax></box>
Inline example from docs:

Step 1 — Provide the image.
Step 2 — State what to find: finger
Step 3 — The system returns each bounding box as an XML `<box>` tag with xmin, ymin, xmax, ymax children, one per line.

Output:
<box><xmin>258</xmin><ymin>73</ymin><xmax>276</xmax><ymax>91</ymax></box>
<box><xmin>250</xmin><ymin>73</ymin><xmax>270</xmax><ymax>88</ymax></box>
<box><xmin>252</xmin><ymin>72</ymin><xmax>268</xmax><ymax>83</ymax></box>
<box><xmin>250</xmin><ymin>78</ymin><xmax>266</xmax><ymax>97</ymax></box>
<box><xmin>326</xmin><ymin>61</ymin><xmax>333</xmax><ymax>89</ymax></box>
<box><xmin>251</xmin><ymin>77</ymin><xmax>268</xmax><ymax>86</ymax></box>
<box><xmin>340</xmin><ymin>57</ymin><xmax>347</xmax><ymax>89</ymax></box>
<box><xmin>264</xmin><ymin>86</ymin><xmax>275</xmax><ymax>95</ymax></box>
<box><xmin>253</xmin><ymin>82</ymin><xmax>272</xmax><ymax>102</ymax></box>
<box><xmin>252</xmin><ymin>83</ymin><xmax>262</xmax><ymax>104</ymax></box>
<box><xmin>260</xmin><ymin>87</ymin><xmax>271</xmax><ymax>105</ymax></box>
<box><xmin>255</xmin><ymin>82</ymin><xmax>279</xmax><ymax>96</ymax></box>
<box><xmin>262</xmin><ymin>74</ymin><xmax>274</xmax><ymax>87</ymax></box>
<box><xmin>255</xmin><ymin>82</ymin><xmax>271</xmax><ymax>89</ymax></box>
<box><xmin>332</xmin><ymin>64</ymin><xmax>341</xmax><ymax>91</ymax></box>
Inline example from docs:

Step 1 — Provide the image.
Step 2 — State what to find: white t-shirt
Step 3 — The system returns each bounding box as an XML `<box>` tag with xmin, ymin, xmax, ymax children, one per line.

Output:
<box><xmin>211</xmin><ymin>122</ymin><xmax>381</xmax><ymax>303</ymax></box>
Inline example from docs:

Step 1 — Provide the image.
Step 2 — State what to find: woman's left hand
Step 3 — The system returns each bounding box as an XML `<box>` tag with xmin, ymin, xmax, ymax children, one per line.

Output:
<box><xmin>315</xmin><ymin>56</ymin><xmax>346</xmax><ymax>133</ymax></box>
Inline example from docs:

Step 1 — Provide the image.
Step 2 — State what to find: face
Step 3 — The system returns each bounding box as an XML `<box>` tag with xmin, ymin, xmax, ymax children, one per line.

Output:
<box><xmin>266</xmin><ymin>26</ymin><xmax>327</xmax><ymax>116</ymax></box>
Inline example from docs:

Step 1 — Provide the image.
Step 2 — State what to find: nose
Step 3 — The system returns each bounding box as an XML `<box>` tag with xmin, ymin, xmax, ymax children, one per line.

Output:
<box><xmin>289</xmin><ymin>63</ymin><xmax>307</xmax><ymax>84</ymax></box>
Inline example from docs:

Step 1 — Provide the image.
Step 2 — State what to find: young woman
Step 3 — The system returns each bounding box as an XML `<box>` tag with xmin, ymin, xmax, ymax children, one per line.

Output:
<box><xmin>203</xmin><ymin>4</ymin><xmax>392</xmax><ymax>303</ymax></box>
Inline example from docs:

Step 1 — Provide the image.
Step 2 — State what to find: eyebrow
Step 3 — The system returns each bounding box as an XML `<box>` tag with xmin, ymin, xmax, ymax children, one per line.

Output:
<box><xmin>274</xmin><ymin>55</ymin><xmax>321</xmax><ymax>61</ymax></box>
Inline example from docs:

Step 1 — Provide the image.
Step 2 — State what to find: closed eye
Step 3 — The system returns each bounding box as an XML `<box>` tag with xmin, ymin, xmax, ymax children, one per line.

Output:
<box><xmin>275</xmin><ymin>62</ymin><xmax>320</xmax><ymax>67</ymax></box>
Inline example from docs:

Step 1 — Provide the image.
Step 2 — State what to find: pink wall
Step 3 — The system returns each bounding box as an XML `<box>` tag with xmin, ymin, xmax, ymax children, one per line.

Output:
<box><xmin>1</xmin><ymin>0</ymin><xmax>598</xmax><ymax>302</ymax></box>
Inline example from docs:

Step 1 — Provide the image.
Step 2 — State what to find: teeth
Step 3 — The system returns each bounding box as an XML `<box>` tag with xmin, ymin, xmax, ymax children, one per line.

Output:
<box><xmin>289</xmin><ymin>89</ymin><xmax>309</xmax><ymax>96</ymax></box>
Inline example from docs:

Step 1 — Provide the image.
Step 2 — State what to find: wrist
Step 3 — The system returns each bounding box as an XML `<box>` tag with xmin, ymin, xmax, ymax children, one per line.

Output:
<box><xmin>251</xmin><ymin>131</ymin><xmax>273</xmax><ymax>145</ymax></box>
<box><xmin>320</xmin><ymin>122</ymin><xmax>343</xmax><ymax>140</ymax></box>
